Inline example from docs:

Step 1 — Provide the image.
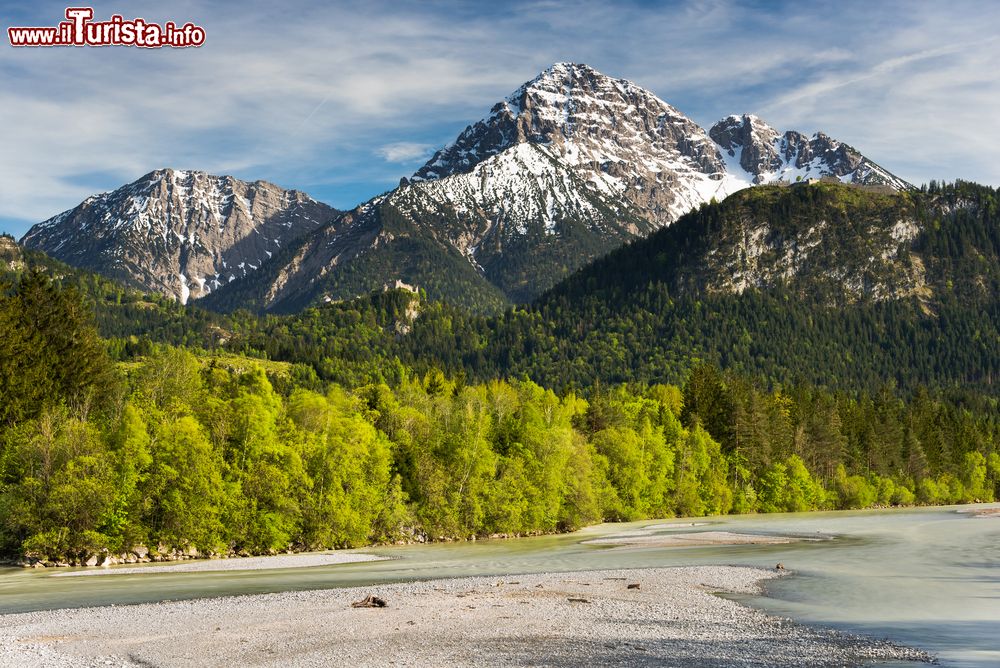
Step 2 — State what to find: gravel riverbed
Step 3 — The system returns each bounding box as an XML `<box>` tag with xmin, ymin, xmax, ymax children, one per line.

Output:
<box><xmin>580</xmin><ymin>530</ymin><xmax>815</xmax><ymax>548</ymax></box>
<box><xmin>0</xmin><ymin>566</ymin><xmax>931</xmax><ymax>667</ymax></box>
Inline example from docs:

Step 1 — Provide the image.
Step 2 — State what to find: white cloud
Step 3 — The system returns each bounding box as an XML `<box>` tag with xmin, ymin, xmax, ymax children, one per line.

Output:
<box><xmin>376</xmin><ymin>142</ymin><xmax>434</xmax><ymax>163</ymax></box>
<box><xmin>2</xmin><ymin>0</ymin><xmax>1000</xmax><ymax>236</ymax></box>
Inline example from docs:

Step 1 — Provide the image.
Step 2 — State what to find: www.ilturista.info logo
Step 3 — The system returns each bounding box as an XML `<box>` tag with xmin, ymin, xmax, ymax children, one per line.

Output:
<box><xmin>8</xmin><ymin>7</ymin><xmax>205</xmax><ymax>48</ymax></box>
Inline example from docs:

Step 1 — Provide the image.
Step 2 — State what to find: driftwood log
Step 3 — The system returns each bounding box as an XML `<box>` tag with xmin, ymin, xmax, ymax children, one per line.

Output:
<box><xmin>351</xmin><ymin>595</ymin><xmax>388</xmax><ymax>608</ymax></box>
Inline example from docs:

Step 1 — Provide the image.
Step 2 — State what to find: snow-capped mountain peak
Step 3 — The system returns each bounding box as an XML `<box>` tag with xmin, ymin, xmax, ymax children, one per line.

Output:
<box><xmin>414</xmin><ymin>64</ymin><xmax>909</xmax><ymax>231</ymax></box>
<box><xmin>21</xmin><ymin>169</ymin><xmax>337</xmax><ymax>303</ymax></box>
<box><xmin>709</xmin><ymin>114</ymin><xmax>910</xmax><ymax>189</ymax></box>
<box><xmin>413</xmin><ymin>62</ymin><xmax>751</xmax><ymax>226</ymax></box>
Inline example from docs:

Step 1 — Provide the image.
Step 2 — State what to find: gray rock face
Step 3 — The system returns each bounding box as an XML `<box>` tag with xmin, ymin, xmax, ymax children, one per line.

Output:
<box><xmin>710</xmin><ymin>115</ymin><xmax>783</xmax><ymax>179</ymax></box>
<box><xmin>709</xmin><ymin>115</ymin><xmax>910</xmax><ymax>189</ymax></box>
<box><xmin>21</xmin><ymin>169</ymin><xmax>337</xmax><ymax>303</ymax></box>
<box><xmin>415</xmin><ymin>62</ymin><xmax>737</xmax><ymax>227</ymax></box>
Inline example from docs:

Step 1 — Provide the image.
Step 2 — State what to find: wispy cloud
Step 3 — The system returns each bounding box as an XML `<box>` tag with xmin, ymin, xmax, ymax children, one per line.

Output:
<box><xmin>2</xmin><ymin>0</ymin><xmax>999</xmax><ymax>237</ymax></box>
<box><xmin>376</xmin><ymin>142</ymin><xmax>434</xmax><ymax>163</ymax></box>
<box><xmin>761</xmin><ymin>39</ymin><xmax>997</xmax><ymax>112</ymax></box>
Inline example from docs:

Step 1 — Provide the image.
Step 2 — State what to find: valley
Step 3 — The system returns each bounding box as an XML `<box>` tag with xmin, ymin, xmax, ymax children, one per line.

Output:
<box><xmin>2</xmin><ymin>54</ymin><xmax>998</xmax><ymax>668</ymax></box>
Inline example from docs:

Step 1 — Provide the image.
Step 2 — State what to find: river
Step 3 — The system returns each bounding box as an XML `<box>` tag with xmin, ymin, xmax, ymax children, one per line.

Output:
<box><xmin>1</xmin><ymin>503</ymin><xmax>997</xmax><ymax>667</ymax></box>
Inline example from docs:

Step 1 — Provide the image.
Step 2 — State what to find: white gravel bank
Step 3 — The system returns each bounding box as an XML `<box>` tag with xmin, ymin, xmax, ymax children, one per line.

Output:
<box><xmin>0</xmin><ymin>566</ymin><xmax>931</xmax><ymax>667</ymax></box>
<box><xmin>582</xmin><ymin>530</ymin><xmax>815</xmax><ymax>547</ymax></box>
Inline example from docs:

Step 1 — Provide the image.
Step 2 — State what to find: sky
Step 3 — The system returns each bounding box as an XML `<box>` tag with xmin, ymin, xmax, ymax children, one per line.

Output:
<box><xmin>2</xmin><ymin>0</ymin><xmax>999</xmax><ymax>238</ymax></box>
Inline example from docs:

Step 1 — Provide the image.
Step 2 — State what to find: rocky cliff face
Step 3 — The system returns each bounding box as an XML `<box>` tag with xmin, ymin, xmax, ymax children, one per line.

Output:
<box><xmin>0</xmin><ymin>234</ymin><xmax>24</xmax><ymax>271</ymax></box>
<box><xmin>21</xmin><ymin>169</ymin><xmax>337</xmax><ymax>303</ymax></box>
<box><xmin>709</xmin><ymin>114</ymin><xmax>910</xmax><ymax>189</ymax></box>
<box><xmin>414</xmin><ymin>62</ymin><xmax>746</xmax><ymax>227</ymax></box>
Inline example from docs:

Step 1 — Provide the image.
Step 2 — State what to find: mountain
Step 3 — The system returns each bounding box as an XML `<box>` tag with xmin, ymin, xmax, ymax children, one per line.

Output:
<box><xmin>20</xmin><ymin>169</ymin><xmax>337</xmax><ymax>304</ymax></box>
<box><xmin>494</xmin><ymin>180</ymin><xmax>997</xmax><ymax>390</ymax></box>
<box><xmin>206</xmin><ymin>63</ymin><xmax>909</xmax><ymax>313</ymax></box>
<box><xmin>207</xmin><ymin>181</ymin><xmax>996</xmax><ymax>397</ymax></box>
<box><xmin>25</xmin><ymin>64</ymin><xmax>909</xmax><ymax>311</ymax></box>
<box><xmin>708</xmin><ymin>114</ymin><xmax>911</xmax><ymax>190</ymax></box>
<box><xmin>414</xmin><ymin>64</ymin><xmax>908</xmax><ymax>224</ymax></box>
<box><xmin>410</xmin><ymin>62</ymin><xmax>739</xmax><ymax>227</ymax></box>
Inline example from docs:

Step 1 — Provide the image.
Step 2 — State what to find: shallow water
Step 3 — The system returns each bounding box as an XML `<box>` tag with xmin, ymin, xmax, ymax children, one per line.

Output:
<box><xmin>1</xmin><ymin>503</ymin><xmax>997</xmax><ymax>666</ymax></box>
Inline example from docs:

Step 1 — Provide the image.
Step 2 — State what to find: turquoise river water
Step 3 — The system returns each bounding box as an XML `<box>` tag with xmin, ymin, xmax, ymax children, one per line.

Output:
<box><xmin>1</xmin><ymin>503</ymin><xmax>997</xmax><ymax>666</ymax></box>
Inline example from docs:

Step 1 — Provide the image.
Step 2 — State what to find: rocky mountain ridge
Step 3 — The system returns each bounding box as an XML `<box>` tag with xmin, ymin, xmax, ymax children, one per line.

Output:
<box><xmin>21</xmin><ymin>169</ymin><xmax>337</xmax><ymax>303</ymax></box>
<box><xmin>23</xmin><ymin>63</ymin><xmax>911</xmax><ymax>310</ymax></box>
<box><xmin>709</xmin><ymin>114</ymin><xmax>910</xmax><ymax>189</ymax></box>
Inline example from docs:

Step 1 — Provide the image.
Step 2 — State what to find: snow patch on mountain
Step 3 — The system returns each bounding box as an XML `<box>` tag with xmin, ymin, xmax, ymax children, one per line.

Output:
<box><xmin>710</xmin><ymin>114</ymin><xmax>910</xmax><ymax>190</ymax></box>
<box><xmin>414</xmin><ymin>64</ymin><xmax>909</xmax><ymax>234</ymax></box>
<box><xmin>21</xmin><ymin>169</ymin><xmax>337</xmax><ymax>303</ymax></box>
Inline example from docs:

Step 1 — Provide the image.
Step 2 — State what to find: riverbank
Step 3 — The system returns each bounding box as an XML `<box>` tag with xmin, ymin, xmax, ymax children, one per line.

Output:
<box><xmin>581</xmin><ymin>529</ymin><xmax>820</xmax><ymax>548</ymax></box>
<box><xmin>0</xmin><ymin>565</ymin><xmax>930</xmax><ymax>667</ymax></box>
<box><xmin>9</xmin><ymin>503</ymin><xmax>994</xmax><ymax>570</ymax></box>
<box><xmin>48</xmin><ymin>551</ymin><xmax>388</xmax><ymax>577</ymax></box>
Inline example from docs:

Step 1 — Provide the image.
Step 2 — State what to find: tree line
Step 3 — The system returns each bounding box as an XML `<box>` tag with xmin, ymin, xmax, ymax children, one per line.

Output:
<box><xmin>1</xmin><ymin>272</ymin><xmax>997</xmax><ymax>563</ymax></box>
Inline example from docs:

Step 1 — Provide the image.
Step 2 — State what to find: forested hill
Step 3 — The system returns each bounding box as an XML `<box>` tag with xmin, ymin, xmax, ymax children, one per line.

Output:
<box><xmin>491</xmin><ymin>180</ymin><xmax>999</xmax><ymax>392</ymax></box>
<box><xmin>4</xmin><ymin>181</ymin><xmax>999</xmax><ymax>396</ymax></box>
<box><xmin>542</xmin><ymin>180</ymin><xmax>999</xmax><ymax>307</ymax></box>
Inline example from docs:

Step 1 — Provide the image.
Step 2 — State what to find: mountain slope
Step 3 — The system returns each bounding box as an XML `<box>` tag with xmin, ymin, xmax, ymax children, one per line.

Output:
<box><xmin>21</xmin><ymin>169</ymin><xmax>337</xmax><ymax>304</ymax></box>
<box><xmin>383</xmin><ymin>181</ymin><xmax>998</xmax><ymax>393</ymax></box>
<box><xmin>544</xmin><ymin>180</ymin><xmax>996</xmax><ymax>307</ymax></box>
<box><xmin>208</xmin><ymin>63</ymin><xmax>909</xmax><ymax>312</ymax></box>
<box><xmin>206</xmin><ymin>142</ymin><xmax>652</xmax><ymax>312</ymax></box>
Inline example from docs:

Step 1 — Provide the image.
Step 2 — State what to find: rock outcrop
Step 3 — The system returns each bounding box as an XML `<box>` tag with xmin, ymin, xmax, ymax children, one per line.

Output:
<box><xmin>21</xmin><ymin>169</ymin><xmax>337</xmax><ymax>303</ymax></box>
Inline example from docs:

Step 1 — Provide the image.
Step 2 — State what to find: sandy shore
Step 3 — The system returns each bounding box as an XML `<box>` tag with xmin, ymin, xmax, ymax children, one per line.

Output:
<box><xmin>49</xmin><ymin>552</ymin><xmax>388</xmax><ymax>577</ymax></box>
<box><xmin>582</xmin><ymin>530</ymin><xmax>817</xmax><ymax>548</ymax></box>
<box><xmin>959</xmin><ymin>507</ymin><xmax>1000</xmax><ymax>518</ymax></box>
<box><xmin>0</xmin><ymin>566</ymin><xmax>930</xmax><ymax>667</ymax></box>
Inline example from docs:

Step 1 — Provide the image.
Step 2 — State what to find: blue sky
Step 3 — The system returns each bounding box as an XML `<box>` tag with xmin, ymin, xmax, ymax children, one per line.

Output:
<box><xmin>2</xmin><ymin>0</ymin><xmax>999</xmax><ymax>237</ymax></box>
